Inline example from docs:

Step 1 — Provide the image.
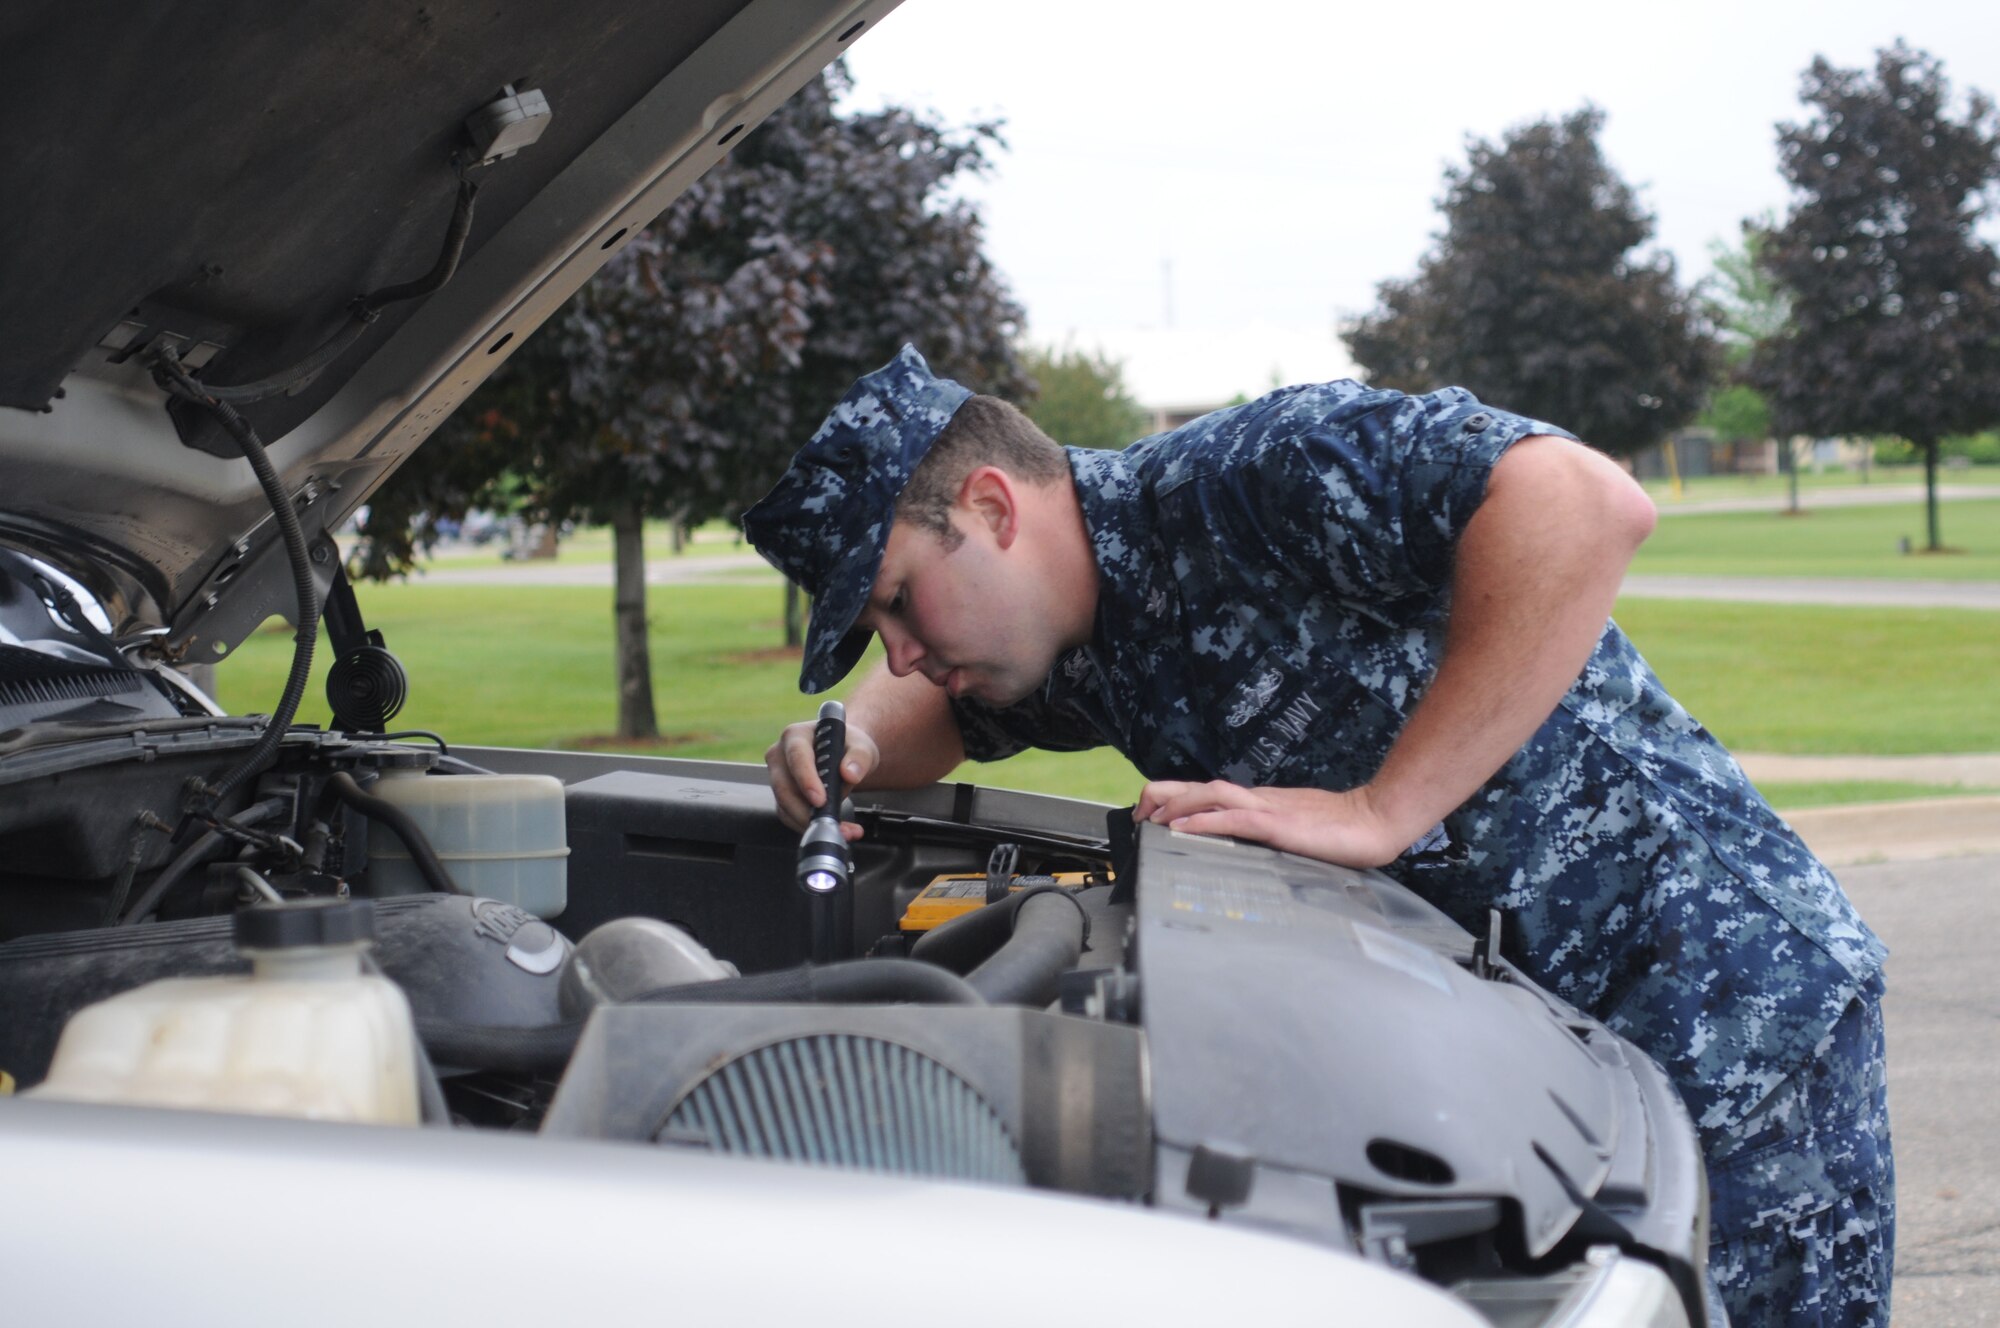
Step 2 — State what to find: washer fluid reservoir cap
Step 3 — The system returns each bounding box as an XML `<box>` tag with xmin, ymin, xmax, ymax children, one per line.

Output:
<box><xmin>235</xmin><ymin>898</ymin><xmax>378</xmax><ymax>950</ymax></box>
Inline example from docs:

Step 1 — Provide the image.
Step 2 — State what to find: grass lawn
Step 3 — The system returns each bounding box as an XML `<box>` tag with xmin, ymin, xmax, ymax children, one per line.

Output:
<box><xmin>1612</xmin><ymin>599</ymin><xmax>1997</xmax><ymax>755</ymax></box>
<box><xmin>1628</xmin><ymin>498</ymin><xmax>2000</xmax><ymax>581</ymax></box>
<box><xmin>1756</xmin><ymin>781</ymin><xmax>1999</xmax><ymax>811</ymax></box>
<box><xmin>216</xmin><ymin>584</ymin><xmax>1996</xmax><ymax>809</ymax></box>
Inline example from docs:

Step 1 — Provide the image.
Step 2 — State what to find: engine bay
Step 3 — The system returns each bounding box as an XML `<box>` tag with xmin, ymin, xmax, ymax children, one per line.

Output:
<box><xmin>0</xmin><ymin>692</ymin><xmax>1711</xmax><ymax>1323</ymax></box>
<box><xmin>0</xmin><ymin>494</ymin><xmax>1710</xmax><ymax>1324</ymax></box>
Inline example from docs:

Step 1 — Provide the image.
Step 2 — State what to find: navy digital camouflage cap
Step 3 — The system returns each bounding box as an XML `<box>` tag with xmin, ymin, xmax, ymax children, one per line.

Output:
<box><xmin>742</xmin><ymin>344</ymin><xmax>973</xmax><ymax>694</ymax></box>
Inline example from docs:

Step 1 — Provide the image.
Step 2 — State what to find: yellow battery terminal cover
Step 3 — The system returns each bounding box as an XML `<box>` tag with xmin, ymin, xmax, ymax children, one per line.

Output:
<box><xmin>899</xmin><ymin>871</ymin><xmax>1099</xmax><ymax>932</ymax></box>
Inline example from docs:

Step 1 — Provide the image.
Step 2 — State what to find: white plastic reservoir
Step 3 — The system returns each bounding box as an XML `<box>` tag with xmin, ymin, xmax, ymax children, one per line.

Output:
<box><xmin>366</xmin><ymin>768</ymin><xmax>569</xmax><ymax>918</ymax></box>
<box><xmin>30</xmin><ymin>899</ymin><xmax>419</xmax><ymax>1125</ymax></box>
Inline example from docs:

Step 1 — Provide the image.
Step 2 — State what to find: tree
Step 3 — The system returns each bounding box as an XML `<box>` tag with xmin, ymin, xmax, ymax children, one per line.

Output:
<box><xmin>1701</xmin><ymin>384</ymin><xmax>1774</xmax><ymax>445</ymax></box>
<box><xmin>1699</xmin><ymin>225</ymin><xmax>1804</xmax><ymax>508</ymax></box>
<box><xmin>358</xmin><ymin>64</ymin><xmax>1028</xmax><ymax>738</ymax></box>
<box><xmin>358</xmin><ymin>139</ymin><xmax>829</xmax><ymax>739</ymax></box>
<box><xmin>1751</xmin><ymin>42</ymin><xmax>2000</xmax><ymax>551</ymax></box>
<box><xmin>1344</xmin><ymin>108</ymin><xmax>1716</xmax><ymax>457</ymax></box>
<box><xmin>731</xmin><ymin>69</ymin><xmax>1030</xmax><ymax>645</ymax></box>
<box><xmin>1020</xmin><ymin>344</ymin><xmax>1150</xmax><ymax>448</ymax></box>
<box><xmin>1705</xmin><ymin>224</ymin><xmax>1791</xmax><ymax>355</ymax></box>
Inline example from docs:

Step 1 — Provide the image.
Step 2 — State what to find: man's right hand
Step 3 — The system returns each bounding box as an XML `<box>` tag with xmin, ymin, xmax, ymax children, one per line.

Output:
<box><xmin>767</xmin><ymin>718</ymin><xmax>880</xmax><ymax>838</ymax></box>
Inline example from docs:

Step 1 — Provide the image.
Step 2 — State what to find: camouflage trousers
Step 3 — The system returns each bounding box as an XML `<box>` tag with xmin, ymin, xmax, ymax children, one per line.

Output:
<box><xmin>1702</xmin><ymin>975</ymin><xmax>1894</xmax><ymax>1326</ymax></box>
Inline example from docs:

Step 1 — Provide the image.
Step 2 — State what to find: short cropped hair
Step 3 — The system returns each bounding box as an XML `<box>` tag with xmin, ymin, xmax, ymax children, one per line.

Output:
<box><xmin>897</xmin><ymin>395</ymin><xmax>1069</xmax><ymax>549</ymax></box>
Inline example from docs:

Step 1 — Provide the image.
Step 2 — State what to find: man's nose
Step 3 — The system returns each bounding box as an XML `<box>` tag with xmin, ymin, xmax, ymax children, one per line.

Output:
<box><xmin>881</xmin><ymin>625</ymin><xmax>926</xmax><ymax>678</ymax></box>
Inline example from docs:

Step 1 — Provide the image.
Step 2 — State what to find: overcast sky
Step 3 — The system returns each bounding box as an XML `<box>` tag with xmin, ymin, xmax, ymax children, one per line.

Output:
<box><xmin>841</xmin><ymin>0</ymin><xmax>2000</xmax><ymax>394</ymax></box>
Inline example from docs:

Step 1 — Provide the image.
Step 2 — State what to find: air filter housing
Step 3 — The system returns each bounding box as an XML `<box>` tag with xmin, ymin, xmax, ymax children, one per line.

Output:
<box><xmin>659</xmin><ymin>1033</ymin><xmax>1025</xmax><ymax>1184</ymax></box>
<box><xmin>543</xmin><ymin>1004</ymin><xmax>1150</xmax><ymax>1198</ymax></box>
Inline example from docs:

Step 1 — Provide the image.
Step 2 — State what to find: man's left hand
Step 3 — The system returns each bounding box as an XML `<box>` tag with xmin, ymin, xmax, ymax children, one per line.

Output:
<box><xmin>1133</xmin><ymin>780</ymin><xmax>1411</xmax><ymax>869</ymax></box>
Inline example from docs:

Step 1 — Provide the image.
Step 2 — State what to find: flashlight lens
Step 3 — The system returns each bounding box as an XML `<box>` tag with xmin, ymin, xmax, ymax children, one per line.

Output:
<box><xmin>804</xmin><ymin>870</ymin><xmax>838</xmax><ymax>894</ymax></box>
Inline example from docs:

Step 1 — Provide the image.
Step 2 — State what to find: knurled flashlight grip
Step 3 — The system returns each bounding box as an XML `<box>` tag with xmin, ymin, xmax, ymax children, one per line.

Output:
<box><xmin>797</xmin><ymin>700</ymin><xmax>850</xmax><ymax>899</ymax></box>
<box><xmin>813</xmin><ymin>699</ymin><xmax>845</xmax><ymax>815</ymax></box>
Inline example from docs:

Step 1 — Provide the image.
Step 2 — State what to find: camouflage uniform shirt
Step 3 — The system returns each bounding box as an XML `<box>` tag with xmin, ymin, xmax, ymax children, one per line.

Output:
<box><xmin>951</xmin><ymin>380</ymin><xmax>1889</xmax><ymax>1157</ymax></box>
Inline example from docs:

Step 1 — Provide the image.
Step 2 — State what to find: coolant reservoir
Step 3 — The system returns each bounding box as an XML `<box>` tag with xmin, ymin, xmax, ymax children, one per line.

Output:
<box><xmin>29</xmin><ymin>899</ymin><xmax>419</xmax><ymax>1125</ymax></box>
<box><xmin>365</xmin><ymin>767</ymin><xmax>569</xmax><ymax>918</ymax></box>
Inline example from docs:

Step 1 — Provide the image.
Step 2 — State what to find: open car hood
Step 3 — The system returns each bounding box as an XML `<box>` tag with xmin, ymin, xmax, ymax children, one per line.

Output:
<box><xmin>0</xmin><ymin>0</ymin><xmax>893</xmax><ymax>663</ymax></box>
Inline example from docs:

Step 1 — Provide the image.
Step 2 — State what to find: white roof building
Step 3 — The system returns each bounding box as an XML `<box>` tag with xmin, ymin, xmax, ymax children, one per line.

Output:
<box><xmin>1039</xmin><ymin>323</ymin><xmax>1364</xmax><ymax>430</ymax></box>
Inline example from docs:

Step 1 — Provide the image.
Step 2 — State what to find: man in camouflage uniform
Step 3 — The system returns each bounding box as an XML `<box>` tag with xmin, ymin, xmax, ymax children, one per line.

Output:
<box><xmin>745</xmin><ymin>344</ymin><xmax>1893</xmax><ymax>1324</ymax></box>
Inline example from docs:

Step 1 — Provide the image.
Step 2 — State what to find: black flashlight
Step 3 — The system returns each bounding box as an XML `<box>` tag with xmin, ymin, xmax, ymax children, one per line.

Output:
<box><xmin>797</xmin><ymin>701</ymin><xmax>851</xmax><ymax>961</ymax></box>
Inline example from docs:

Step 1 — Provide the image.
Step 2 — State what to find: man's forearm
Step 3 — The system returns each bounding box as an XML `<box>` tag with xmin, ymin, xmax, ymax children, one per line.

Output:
<box><xmin>1363</xmin><ymin>437</ymin><xmax>1657</xmax><ymax>845</ymax></box>
<box><xmin>845</xmin><ymin>663</ymin><xmax>967</xmax><ymax>789</ymax></box>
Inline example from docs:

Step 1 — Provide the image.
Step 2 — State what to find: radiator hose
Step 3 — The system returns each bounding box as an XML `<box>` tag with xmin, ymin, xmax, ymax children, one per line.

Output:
<box><xmin>909</xmin><ymin>885</ymin><xmax>1090</xmax><ymax>1008</ymax></box>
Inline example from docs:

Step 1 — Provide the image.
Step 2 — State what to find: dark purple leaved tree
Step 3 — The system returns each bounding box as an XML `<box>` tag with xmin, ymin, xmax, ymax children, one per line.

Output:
<box><xmin>357</xmin><ymin>65</ymin><xmax>1028</xmax><ymax>739</ymax></box>
<box><xmin>1751</xmin><ymin>42</ymin><xmax>2000</xmax><ymax>551</ymax></box>
<box><xmin>1344</xmin><ymin>108</ymin><xmax>1716</xmax><ymax>457</ymax></box>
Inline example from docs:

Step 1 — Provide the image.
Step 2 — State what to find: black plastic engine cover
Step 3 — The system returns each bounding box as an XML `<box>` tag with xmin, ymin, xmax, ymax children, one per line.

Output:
<box><xmin>1132</xmin><ymin>824</ymin><xmax>1632</xmax><ymax>1259</ymax></box>
<box><xmin>560</xmin><ymin>771</ymin><xmax>814</xmax><ymax>972</ymax></box>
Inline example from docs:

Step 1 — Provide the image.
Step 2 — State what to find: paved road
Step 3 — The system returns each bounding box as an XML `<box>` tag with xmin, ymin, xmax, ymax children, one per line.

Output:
<box><xmin>414</xmin><ymin>551</ymin><xmax>776</xmax><ymax>587</ymax></box>
<box><xmin>413</xmin><ymin>555</ymin><xmax>2000</xmax><ymax>614</ymax></box>
<box><xmin>1652</xmin><ymin>483</ymin><xmax>2000</xmax><ymax>516</ymax></box>
<box><xmin>1620</xmin><ymin>575</ymin><xmax>2000</xmax><ymax>611</ymax></box>
<box><xmin>1839</xmin><ymin>853</ymin><xmax>2000</xmax><ymax>1325</ymax></box>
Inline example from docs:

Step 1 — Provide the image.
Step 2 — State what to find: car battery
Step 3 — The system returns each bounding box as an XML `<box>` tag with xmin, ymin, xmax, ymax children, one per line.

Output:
<box><xmin>899</xmin><ymin>870</ymin><xmax>1097</xmax><ymax>933</ymax></box>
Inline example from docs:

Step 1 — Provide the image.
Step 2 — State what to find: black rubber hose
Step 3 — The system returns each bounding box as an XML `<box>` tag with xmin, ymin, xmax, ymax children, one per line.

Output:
<box><xmin>324</xmin><ymin>772</ymin><xmax>464</xmax><ymax>896</ymax></box>
<box><xmin>630</xmin><ymin>958</ymin><xmax>984</xmax><ymax>1009</ymax></box>
<box><xmin>151</xmin><ymin>351</ymin><xmax>319</xmax><ymax>809</ymax></box>
<box><xmin>909</xmin><ymin>884</ymin><xmax>1092</xmax><ymax>974</ymax></box>
<box><xmin>413</xmin><ymin>959</ymin><xmax>985</xmax><ymax>1077</ymax></box>
<box><xmin>907</xmin><ymin>890</ymin><xmax>1019</xmax><ymax>974</ymax></box>
<box><xmin>117</xmin><ymin>796</ymin><xmax>290</xmax><ymax>926</ymax></box>
<box><xmin>966</xmin><ymin>890</ymin><xmax>1089</xmax><ymax>1008</ymax></box>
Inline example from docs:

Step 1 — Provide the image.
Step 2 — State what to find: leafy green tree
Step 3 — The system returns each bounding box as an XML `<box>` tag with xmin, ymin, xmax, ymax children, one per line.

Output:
<box><xmin>1701</xmin><ymin>384</ymin><xmax>1773</xmax><ymax>444</ymax></box>
<box><xmin>1751</xmin><ymin>42</ymin><xmax>2000</xmax><ymax>550</ymax></box>
<box><xmin>1344</xmin><ymin>108</ymin><xmax>1716</xmax><ymax>457</ymax></box>
<box><xmin>1020</xmin><ymin>344</ymin><xmax>1150</xmax><ymax>448</ymax></box>
<box><xmin>1704</xmin><ymin>224</ymin><xmax>1792</xmax><ymax>361</ymax></box>
<box><xmin>358</xmin><ymin>65</ymin><xmax>1027</xmax><ymax>738</ymax></box>
<box><xmin>1699</xmin><ymin>225</ymin><xmax>1803</xmax><ymax>507</ymax></box>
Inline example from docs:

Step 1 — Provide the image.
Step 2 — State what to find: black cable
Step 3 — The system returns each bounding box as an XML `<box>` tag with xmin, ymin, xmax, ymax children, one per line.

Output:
<box><xmin>117</xmin><ymin>796</ymin><xmax>290</xmax><ymax>925</ymax></box>
<box><xmin>192</xmin><ymin>314</ymin><xmax>375</xmax><ymax>405</ymax></box>
<box><xmin>196</xmin><ymin>174</ymin><xmax>481</xmax><ymax>405</ymax></box>
<box><xmin>99</xmin><ymin>827</ymin><xmax>149</xmax><ymax>925</ymax></box>
<box><xmin>323</xmin><ymin>772</ymin><xmax>464</xmax><ymax>896</ymax></box>
<box><xmin>375</xmin><ymin>730</ymin><xmax>449</xmax><ymax>754</ymax></box>
<box><xmin>150</xmin><ymin>349</ymin><xmax>319</xmax><ymax>812</ymax></box>
<box><xmin>359</xmin><ymin>173</ymin><xmax>480</xmax><ymax>309</ymax></box>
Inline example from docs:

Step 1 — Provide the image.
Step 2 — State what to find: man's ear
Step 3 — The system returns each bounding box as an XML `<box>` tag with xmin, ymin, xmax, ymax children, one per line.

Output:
<box><xmin>957</xmin><ymin>466</ymin><xmax>1020</xmax><ymax>549</ymax></box>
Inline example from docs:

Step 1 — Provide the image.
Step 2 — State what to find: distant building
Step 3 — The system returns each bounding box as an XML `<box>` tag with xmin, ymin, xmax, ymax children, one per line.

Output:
<box><xmin>1039</xmin><ymin>323</ymin><xmax>1360</xmax><ymax>435</ymax></box>
<box><xmin>1630</xmin><ymin>432</ymin><xmax>1874</xmax><ymax>479</ymax></box>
